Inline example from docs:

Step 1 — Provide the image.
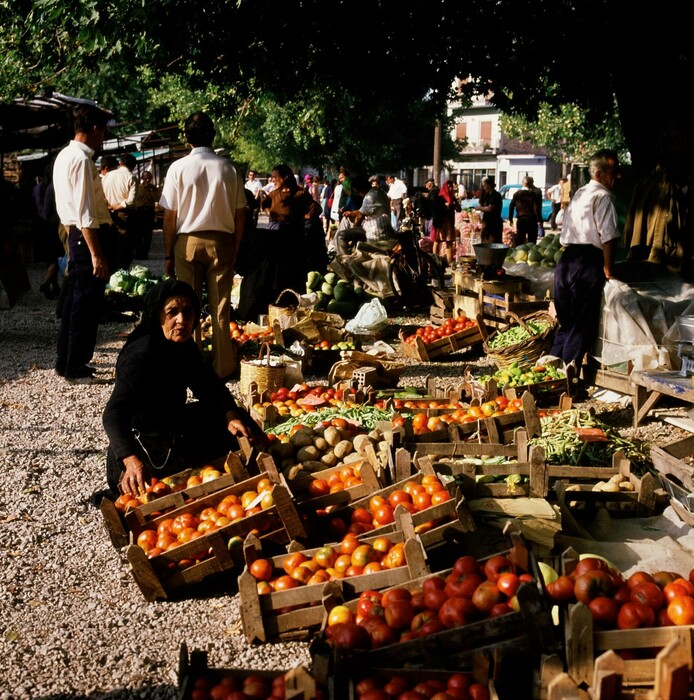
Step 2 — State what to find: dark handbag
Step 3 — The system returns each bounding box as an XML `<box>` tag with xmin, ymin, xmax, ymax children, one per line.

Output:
<box><xmin>132</xmin><ymin>429</ymin><xmax>177</xmax><ymax>471</ymax></box>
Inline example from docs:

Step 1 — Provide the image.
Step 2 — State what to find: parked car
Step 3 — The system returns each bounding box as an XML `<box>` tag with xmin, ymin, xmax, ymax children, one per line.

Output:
<box><xmin>458</xmin><ymin>184</ymin><xmax>554</xmax><ymax>222</ymax></box>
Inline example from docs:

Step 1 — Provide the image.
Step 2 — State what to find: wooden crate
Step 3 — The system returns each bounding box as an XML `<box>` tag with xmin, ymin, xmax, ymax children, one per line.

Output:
<box><xmin>99</xmin><ymin>441</ymin><xmax>259</xmax><ymax>549</ymax></box>
<box><xmin>317</xmin><ymin>531</ymin><xmax>559</xmax><ymax>671</ymax></box>
<box><xmin>178</xmin><ymin>643</ymin><xmax>318</xmax><ymax>700</ymax></box>
<box><xmin>651</xmin><ymin>435</ymin><xmax>694</xmax><ymax>526</ymax></box>
<box><xmin>125</xmin><ymin>474</ymin><xmax>307</xmax><ymax>601</ymax></box>
<box><xmin>559</xmin><ymin>602</ymin><xmax>693</xmax><ymax>699</ymax></box>
<box><xmin>399</xmin><ymin>319</ymin><xmax>485</xmax><ymax>362</ymax></box>
<box><xmin>238</xmin><ymin>526</ymin><xmax>430</xmax><ymax>644</ymax></box>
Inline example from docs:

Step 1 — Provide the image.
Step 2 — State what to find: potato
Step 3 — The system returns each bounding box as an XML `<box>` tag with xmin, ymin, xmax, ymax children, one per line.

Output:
<box><xmin>343</xmin><ymin>452</ymin><xmax>363</xmax><ymax>464</ymax></box>
<box><xmin>592</xmin><ymin>481</ymin><xmax>606</xmax><ymax>492</ymax></box>
<box><xmin>323</xmin><ymin>426</ymin><xmax>341</xmax><ymax>447</ymax></box>
<box><xmin>601</xmin><ymin>481</ymin><xmax>621</xmax><ymax>493</ymax></box>
<box><xmin>268</xmin><ymin>442</ymin><xmax>294</xmax><ymax>460</ymax></box>
<box><xmin>301</xmin><ymin>460</ymin><xmax>327</xmax><ymax>473</ymax></box>
<box><xmin>368</xmin><ymin>429</ymin><xmax>382</xmax><ymax>441</ymax></box>
<box><xmin>619</xmin><ymin>481</ymin><xmax>635</xmax><ymax>491</ymax></box>
<box><xmin>290</xmin><ymin>429</ymin><xmax>314</xmax><ymax>448</ymax></box>
<box><xmin>609</xmin><ymin>473</ymin><xmax>624</xmax><ymax>484</ymax></box>
<box><xmin>313</xmin><ymin>437</ymin><xmax>329</xmax><ymax>452</ymax></box>
<box><xmin>320</xmin><ymin>452</ymin><xmax>339</xmax><ymax>467</ymax></box>
<box><xmin>296</xmin><ymin>445</ymin><xmax>321</xmax><ymax>463</ymax></box>
<box><xmin>333</xmin><ymin>439</ymin><xmax>354</xmax><ymax>460</ymax></box>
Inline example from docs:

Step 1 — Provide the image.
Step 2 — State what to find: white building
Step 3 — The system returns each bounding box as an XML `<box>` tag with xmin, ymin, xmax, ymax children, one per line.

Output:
<box><xmin>414</xmin><ymin>84</ymin><xmax>562</xmax><ymax>195</ymax></box>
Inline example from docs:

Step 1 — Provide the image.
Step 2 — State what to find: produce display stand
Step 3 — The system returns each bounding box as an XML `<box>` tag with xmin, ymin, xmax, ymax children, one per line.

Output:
<box><xmin>177</xmin><ymin>642</ymin><xmax>318</xmax><ymax>700</ymax></box>
<box><xmin>429</xmin><ymin>288</ymin><xmax>457</xmax><ymax>324</ymax></box>
<box><xmin>99</xmin><ymin>440</ymin><xmax>259</xmax><ymax>549</ymax></box>
<box><xmin>557</xmin><ymin>602</ymin><xmax>693</xmax><ymax>700</ymax></box>
<box><xmin>237</xmin><ymin>525</ymin><xmax>430</xmax><ymax>644</ymax></box>
<box><xmin>630</xmin><ymin>369</ymin><xmax>694</xmax><ymax>428</ymax></box>
<box><xmin>398</xmin><ymin>316</ymin><xmax>485</xmax><ymax>362</ymax></box>
<box><xmin>316</xmin><ymin>532</ymin><xmax>558</xmax><ymax>673</ymax></box>
<box><xmin>651</xmin><ymin>435</ymin><xmax>694</xmax><ymax>526</ymax></box>
<box><xmin>454</xmin><ymin>271</ymin><xmax>551</xmax><ymax>328</ymax></box>
<box><xmin>125</xmin><ymin>475</ymin><xmax>306</xmax><ymax>602</ymax></box>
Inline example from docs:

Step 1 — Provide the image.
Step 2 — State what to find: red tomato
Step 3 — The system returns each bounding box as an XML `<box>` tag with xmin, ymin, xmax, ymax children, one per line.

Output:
<box><xmin>410</xmin><ymin>609</ymin><xmax>437</xmax><ymax>634</ymax></box>
<box><xmin>617</xmin><ymin>601</ymin><xmax>656</xmax><ymax>629</ymax></box>
<box><xmin>363</xmin><ymin>619</ymin><xmax>398</xmax><ymax>648</ymax></box>
<box><xmin>384</xmin><ymin>600</ymin><xmax>415</xmax><ymax>630</ymax></box>
<box><xmin>588</xmin><ymin>596</ymin><xmax>620</xmax><ymax>627</ymax></box>
<box><xmin>626</xmin><ymin>571</ymin><xmax>656</xmax><ymax>589</ymax></box>
<box><xmin>630</xmin><ymin>581</ymin><xmax>665</xmax><ymax>611</ymax></box>
<box><xmin>574</xmin><ymin>570</ymin><xmax>614</xmax><ymax>604</ymax></box>
<box><xmin>327</xmin><ymin>622</ymin><xmax>371</xmax><ymax>650</ymax></box>
<box><xmin>483</xmin><ymin>555</ymin><xmax>515</xmax><ymax>583</ymax></box>
<box><xmin>354</xmin><ymin>676</ymin><xmax>381</xmax><ymax>696</ymax></box>
<box><xmin>381</xmin><ymin>587</ymin><xmax>412</xmax><ymax>607</ymax></box>
<box><xmin>422</xmin><ymin>575</ymin><xmax>446</xmax><ymax>594</ymax></box>
<box><xmin>445</xmin><ymin>572</ymin><xmax>483</xmax><ymax>600</ymax></box>
<box><xmin>418</xmin><ymin>618</ymin><xmax>447</xmax><ymax>637</ymax></box>
<box><xmin>452</xmin><ymin>555</ymin><xmax>482</xmax><ymax>577</ymax></box>
<box><xmin>383</xmin><ymin>677</ymin><xmax>409</xmax><ymax>697</ymax></box>
<box><xmin>469</xmin><ymin>684</ymin><xmax>490</xmax><ymax>700</ymax></box>
<box><xmin>359</xmin><ymin>690</ymin><xmax>390</xmax><ymax>700</ymax></box>
<box><xmin>573</xmin><ymin>557</ymin><xmax>611</xmax><ymax>578</ymax></box>
<box><xmin>545</xmin><ymin>575</ymin><xmax>576</xmax><ymax>604</ymax></box>
<box><xmin>423</xmin><ymin>587</ymin><xmax>449</xmax><ymax>612</ymax></box>
<box><xmin>489</xmin><ymin>602</ymin><xmax>514</xmax><ymax>618</ymax></box>
<box><xmin>496</xmin><ymin>572</ymin><xmax>521</xmax><ymax>598</ymax></box>
<box><xmin>667</xmin><ymin>595</ymin><xmax>694</xmax><ymax>626</ymax></box>
<box><xmin>652</xmin><ymin>571</ymin><xmax>680</xmax><ymax>589</ymax></box>
<box><xmin>249</xmin><ymin>558</ymin><xmax>274</xmax><ymax>582</ymax></box>
<box><xmin>613</xmin><ymin>584</ymin><xmax>632</xmax><ymax>605</ymax></box>
<box><xmin>472</xmin><ymin>580</ymin><xmax>505</xmax><ymax>614</ymax></box>
<box><xmin>438</xmin><ymin>596</ymin><xmax>474</xmax><ymax>628</ymax></box>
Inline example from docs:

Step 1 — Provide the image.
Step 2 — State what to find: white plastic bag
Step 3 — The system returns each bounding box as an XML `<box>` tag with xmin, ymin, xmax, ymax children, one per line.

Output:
<box><xmin>345</xmin><ymin>298</ymin><xmax>389</xmax><ymax>334</ymax></box>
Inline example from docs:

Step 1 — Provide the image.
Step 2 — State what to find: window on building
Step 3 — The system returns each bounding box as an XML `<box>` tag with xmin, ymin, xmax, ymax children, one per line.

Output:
<box><xmin>480</xmin><ymin>121</ymin><xmax>492</xmax><ymax>144</ymax></box>
<box><xmin>455</xmin><ymin>123</ymin><xmax>467</xmax><ymax>141</ymax></box>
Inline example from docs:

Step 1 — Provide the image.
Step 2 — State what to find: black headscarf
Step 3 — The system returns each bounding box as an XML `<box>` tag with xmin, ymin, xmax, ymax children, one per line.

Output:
<box><xmin>125</xmin><ymin>278</ymin><xmax>201</xmax><ymax>346</ymax></box>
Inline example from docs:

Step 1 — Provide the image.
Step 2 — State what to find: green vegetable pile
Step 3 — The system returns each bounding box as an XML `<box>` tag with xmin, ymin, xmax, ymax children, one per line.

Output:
<box><xmin>487</xmin><ymin>320</ymin><xmax>552</xmax><ymax>349</ymax></box>
<box><xmin>529</xmin><ymin>409</ymin><xmax>650</xmax><ymax>471</ymax></box>
<box><xmin>474</xmin><ymin>361</ymin><xmax>565</xmax><ymax>388</ymax></box>
<box><xmin>265</xmin><ymin>405</ymin><xmax>399</xmax><ymax>436</ymax></box>
<box><xmin>107</xmin><ymin>265</ymin><xmax>158</xmax><ymax>298</ymax></box>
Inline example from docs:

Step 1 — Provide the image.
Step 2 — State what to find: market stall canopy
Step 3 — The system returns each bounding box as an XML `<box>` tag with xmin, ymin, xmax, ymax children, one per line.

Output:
<box><xmin>0</xmin><ymin>92</ymin><xmax>114</xmax><ymax>153</ymax></box>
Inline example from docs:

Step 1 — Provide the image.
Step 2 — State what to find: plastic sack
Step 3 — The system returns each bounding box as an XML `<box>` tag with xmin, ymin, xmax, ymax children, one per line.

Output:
<box><xmin>345</xmin><ymin>298</ymin><xmax>389</xmax><ymax>334</ymax></box>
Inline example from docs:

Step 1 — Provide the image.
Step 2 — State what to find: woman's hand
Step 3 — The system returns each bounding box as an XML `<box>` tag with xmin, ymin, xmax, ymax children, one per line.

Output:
<box><xmin>120</xmin><ymin>455</ymin><xmax>147</xmax><ymax>496</ymax></box>
<box><xmin>226</xmin><ymin>414</ymin><xmax>251</xmax><ymax>440</ymax></box>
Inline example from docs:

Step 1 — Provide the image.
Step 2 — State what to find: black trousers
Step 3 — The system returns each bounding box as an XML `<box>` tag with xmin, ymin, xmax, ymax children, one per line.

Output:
<box><xmin>550</xmin><ymin>244</ymin><xmax>605</xmax><ymax>368</ymax></box>
<box><xmin>515</xmin><ymin>216</ymin><xmax>538</xmax><ymax>245</ymax></box>
<box><xmin>55</xmin><ymin>226</ymin><xmax>108</xmax><ymax>375</ymax></box>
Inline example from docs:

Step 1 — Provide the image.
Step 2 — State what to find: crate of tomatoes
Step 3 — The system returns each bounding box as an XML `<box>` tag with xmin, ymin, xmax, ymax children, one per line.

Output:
<box><xmin>399</xmin><ymin>314</ymin><xmax>485</xmax><ymax>362</ymax></box>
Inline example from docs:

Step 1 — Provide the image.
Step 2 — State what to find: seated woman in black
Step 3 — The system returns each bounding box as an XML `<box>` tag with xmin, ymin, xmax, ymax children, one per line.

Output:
<box><xmin>102</xmin><ymin>279</ymin><xmax>262</xmax><ymax>497</ymax></box>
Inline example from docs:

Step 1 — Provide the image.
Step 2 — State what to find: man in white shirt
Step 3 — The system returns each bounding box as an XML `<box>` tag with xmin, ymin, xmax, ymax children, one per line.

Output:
<box><xmin>101</xmin><ymin>153</ymin><xmax>137</xmax><ymax>269</ymax></box>
<box><xmin>551</xmin><ymin>150</ymin><xmax>621</xmax><ymax>381</ymax></box>
<box><xmin>160</xmin><ymin>112</ymin><xmax>247</xmax><ymax>380</ymax></box>
<box><xmin>52</xmin><ymin>103</ymin><xmax>113</xmax><ymax>382</ymax></box>
<box><xmin>244</xmin><ymin>170</ymin><xmax>262</xmax><ymax>199</ymax></box>
<box><xmin>386</xmin><ymin>174</ymin><xmax>408</xmax><ymax>230</ymax></box>
<box><xmin>547</xmin><ymin>177</ymin><xmax>565</xmax><ymax>231</ymax></box>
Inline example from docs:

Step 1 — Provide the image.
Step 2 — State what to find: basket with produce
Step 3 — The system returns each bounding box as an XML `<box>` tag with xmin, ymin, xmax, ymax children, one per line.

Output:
<box><xmin>482</xmin><ymin>311</ymin><xmax>557</xmax><ymax>371</ymax></box>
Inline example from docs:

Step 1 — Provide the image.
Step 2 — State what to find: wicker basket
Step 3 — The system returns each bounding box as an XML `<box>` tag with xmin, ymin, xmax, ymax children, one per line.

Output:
<box><xmin>239</xmin><ymin>343</ymin><xmax>286</xmax><ymax>398</ymax></box>
<box><xmin>483</xmin><ymin>310</ymin><xmax>557</xmax><ymax>370</ymax></box>
<box><xmin>267</xmin><ymin>289</ymin><xmax>304</xmax><ymax>330</ymax></box>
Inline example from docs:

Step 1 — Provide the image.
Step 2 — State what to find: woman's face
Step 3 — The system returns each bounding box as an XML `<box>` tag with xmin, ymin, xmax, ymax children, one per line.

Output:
<box><xmin>159</xmin><ymin>295</ymin><xmax>196</xmax><ymax>343</ymax></box>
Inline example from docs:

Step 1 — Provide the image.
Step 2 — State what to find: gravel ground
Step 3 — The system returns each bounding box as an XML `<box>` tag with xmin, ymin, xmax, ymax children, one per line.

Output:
<box><xmin>1</xmin><ymin>239</ymin><xmax>691</xmax><ymax>699</ymax></box>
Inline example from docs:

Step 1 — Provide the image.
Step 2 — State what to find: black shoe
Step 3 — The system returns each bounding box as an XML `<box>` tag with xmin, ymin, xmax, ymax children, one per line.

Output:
<box><xmin>64</xmin><ymin>365</ymin><xmax>97</xmax><ymax>382</ymax></box>
<box><xmin>39</xmin><ymin>283</ymin><xmax>57</xmax><ymax>300</ymax></box>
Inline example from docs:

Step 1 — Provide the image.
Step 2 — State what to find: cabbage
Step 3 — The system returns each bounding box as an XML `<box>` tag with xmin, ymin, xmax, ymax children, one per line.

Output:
<box><xmin>108</xmin><ymin>270</ymin><xmax>135</xmax><ymax>293</ymax></box>
<box><xmin>134</xmin><ymin>280</ymin><xmax>151</xmax><ymax>297</ymax></box>
<box><xmin>129</xmin><ymin>264</ymin><xmax>151</xmax><ymax>280</ymax></box>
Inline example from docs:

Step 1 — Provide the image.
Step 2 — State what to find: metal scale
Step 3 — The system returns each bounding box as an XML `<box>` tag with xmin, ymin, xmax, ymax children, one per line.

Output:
<box><xmin>677</xmin><ymin>316</ymin><xmax>694</xmax><ymax>377</ymax></box>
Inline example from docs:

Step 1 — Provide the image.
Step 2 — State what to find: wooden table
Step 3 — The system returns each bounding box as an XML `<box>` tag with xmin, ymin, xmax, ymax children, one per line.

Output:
<box><xmin>630</xmin><ymin>369</ymin><xmax>694</xmax><ymax>427</ymax></box>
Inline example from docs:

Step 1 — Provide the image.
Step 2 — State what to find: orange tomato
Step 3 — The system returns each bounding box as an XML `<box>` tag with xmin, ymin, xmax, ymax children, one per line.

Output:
<box><xmin>249</xmin><ymin>558</ymin><xmax>274</xmax><ymax>582</ymax></box>
<box><xmin>241</xmin><ymin>491</ymin><xmax>259</xmax><ymax>510</ymax></box>
<box><xmin>413</xmin><ymin>491</ymin><xmax>433</xmax><ymax>511</ymax></box>
<box><xmin>388</xmin><ymin>489</ymin><xmax>412</xmax><ymax>508</ymax></box>
<box><xmin>256</xmin><ymin>478</ymin><xmax>273</xmax><ymax>493</ymax></box>
<box><xmin>273</xmin><ymin>574</ymin><xmax>301</xmax><ymax>591</ymax></box>
<box><xmin>425</xmin><ymin>479</ymin><xmax>444</xmax><ymax>495</ymax></box>
<box><xmin>383</xmin><ymin>542</ymin><xmax>406</xmax><ymax>569</ymax></box>
<box><xmin>369</xmin><ymin>495</ymin><xmax>388</xmax><ymax>512</ymax></box>
<box><xmin>340</xmin><ymin>466</ymin><xmax>356</xmax><ymax>483</ymax></box>
<box><xmin>156</xmin><ymin>518</ymin><xmax>176</xmax><ymax>537</ymax></box>
<box><xmin>351</xmin><ymin>544</ymin><xmax>377</xmax><ymax>568</ymax></box>
<box><xmin>372</xmin><ymin>536</ymin><xmax>395</xmax><ymax>555</ymax></box>
<box><xmin>334</xmin><ymin>554</ymin><xmax>353</xmax><ymax>574</ymax></box>
<box><xmin>412</xmin><ymin>413</ymin><xmax>429</xmax><ymax>432</ymax></box>
<box><xmin>340</xmin><ymin>533</ymin><xmax>361</xmax><ymax>555</ymax></box>
<box><xmin>373</xmin><ymin>504</ymin><xmax>395</xmax><ymax>526</ymax></box>
<box><xmin>427</xmin><ymin>416</ymin><xmax>446</xmax><ymax>432</ymax></box>
<box><xmin>431</xmin><ymin>490</ymin><xmax>452</xmax><ymax>506</ymax></box>
<box><xmin>308</xmin><ymin>479</ymin><xmax>330</xmax><ymax>497</ymax></box>
<box><xmin>136</xmin><ymin>529</ymin><xmax>158</xmax><ymax>553</ymax></box>
<box><xmin>363</xmin><ymin>561</ymin><xmax>383</xmax><ymax>574</ymax></box>
<box><xmin>282</xmin><ymin>551</ymin><xmax>308</xmax><ymax>575</ymax></box>
<box><xmin>313</xmin><ymin>545</ymin><xmax>338</xmax><ymax>569</ymax></box>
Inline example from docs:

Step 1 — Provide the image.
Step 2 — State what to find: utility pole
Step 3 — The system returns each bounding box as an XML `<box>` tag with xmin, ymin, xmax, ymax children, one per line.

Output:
<box><xmin>433</xmin><ymin>120</ymin><xmax>441</xmax><ymax>185</ymax></box>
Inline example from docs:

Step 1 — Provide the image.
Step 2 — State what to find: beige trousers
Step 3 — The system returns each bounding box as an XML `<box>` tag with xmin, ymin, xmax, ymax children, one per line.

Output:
<box><xmin>175</xmin><ymin>231</ymin><xmax>237</xmax><ymax>379</ymax></box>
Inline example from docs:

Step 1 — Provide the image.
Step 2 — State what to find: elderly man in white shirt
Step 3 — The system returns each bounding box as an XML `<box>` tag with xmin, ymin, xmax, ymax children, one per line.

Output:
<box><xmin>160</xmin><ymin>112</ymin><xmax>246</xmax><ymax>380</ymax></box>
<box><xmin>101</xmin><ymin>153</ymin><xmax>138</xmax><ymax>268</ymax></box>
<box><xmin>52</xmin><ymin>103</ymin><xmax>113</xmax><ymax>382</ymax></box>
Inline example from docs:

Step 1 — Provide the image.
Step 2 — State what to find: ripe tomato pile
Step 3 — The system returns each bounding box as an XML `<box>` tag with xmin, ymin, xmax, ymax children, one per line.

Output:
<box><xmin>317</xmin><ymin>474</ymin><xmax>452</xmax><ymax>540</ymax></box>
<box><xmin>354</xmin><ymin>672</ymin><xmax>489</xmax><ymax>700</ymax></box>
<box><xmin>545</xmin><ymin>557</ymin><xmax>694</xmax><ymax>630</ymax></box>
<box><xmin>252</xmin><ymin>384</ymin><xmax>354</xmax><ymax>420</ymax></box>
<box><xmin>189</xmin><ymin>671</ymin><xmax>314</xmax><ymax>700</ymax></box>
<box><xmin>391</xmin><ymin>396</ymin><xmax>523</xmax><ymax>435</ymax></box>
<box><xmin>402</xmin><ymin>315</ymin><xmax>478</xmax><ymax>347</ymax></box>
<box><xmin>324</xmin><ymin>552</ymin><xmax>530</xmax><ymax>651</ymax></box>
<box><xmin>229</xmin><ymin>320</ymin><xmax>274</xmax><ymax>345</ymax></box>
<box><xmin>248</xmin><ymin>531</ymin><xmax>408</xmax><ymax>593</ymax></box>
<box><xmin>135</xmin><ymin>477</ymin><xmax>278</xmax><ymax>568</ymax></box>
<box><xmin>306</xmin><ymin>464</ymin><xmax>364</xmax><ymax>498</ymax></box>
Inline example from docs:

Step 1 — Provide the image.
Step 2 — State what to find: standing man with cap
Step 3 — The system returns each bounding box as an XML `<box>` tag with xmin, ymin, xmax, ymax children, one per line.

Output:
<box><xmin>52</xmin><ymin>103</ymin><xmax>113</xmax><ymax>383</ymax></box>
<box><xmin>160</xmin><ymin>112</ymin><xmax>246</xmax><ymax>380</ymax></box>
<box><xmin>551</xmin><ymin>149</ymin><xmax>621</xmax><ymax>385</ymax></box>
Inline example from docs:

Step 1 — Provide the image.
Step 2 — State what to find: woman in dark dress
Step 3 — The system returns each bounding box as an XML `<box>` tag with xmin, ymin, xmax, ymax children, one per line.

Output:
<box><xmin>431</xmin><ymin>179</ymin><xmax>461</xmax><ymax>267</ymax></box>
<box><xmin>102</xmin><ymin>279</ymin><xmax>262</xmax><ymax>497</ymax></box>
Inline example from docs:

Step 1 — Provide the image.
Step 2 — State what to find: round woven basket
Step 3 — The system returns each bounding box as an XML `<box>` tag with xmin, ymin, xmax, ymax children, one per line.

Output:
<box><xmin>483</xmin><ymin>310</ymin><xmax>557</xmax><ymax>370</ymax></box>
<box><xmin>239</xmin><ymin>343</ymin><xmax>286</xmax><ymax>398</ymax></box>
<box><xmin>268</xmin><ymin>289</ymin><xmax>303</xmax><ymax>330</ymax></box>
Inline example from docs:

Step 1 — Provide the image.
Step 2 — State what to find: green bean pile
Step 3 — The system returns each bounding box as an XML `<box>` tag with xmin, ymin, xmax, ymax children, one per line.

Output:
<box><xmin>265</xmin><ymin>405</ymin><xmax>399</xmax><ymax>436</ymax></box>
<box><xmin>487</xmin><ymin>320</ymin><xmax>552</xmax><ymax>349</ymax></box>
<box><xmin>528</xmin><ymin>409</ymin><xmax>650</xmax><ymax>471</ymax></box>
